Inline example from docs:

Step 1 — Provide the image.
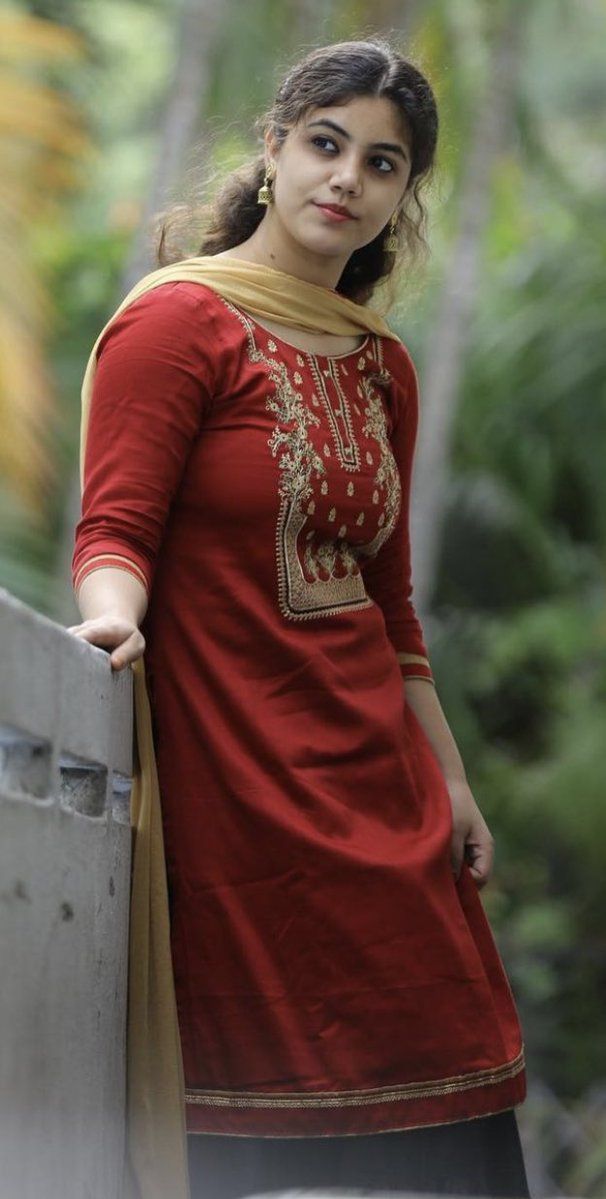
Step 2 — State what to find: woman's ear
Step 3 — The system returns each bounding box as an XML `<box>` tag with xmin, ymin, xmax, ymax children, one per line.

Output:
<box><xmin>264</xmin><ymin>129</ymin><xmax>279</xmax><ymax>168</ymax></box>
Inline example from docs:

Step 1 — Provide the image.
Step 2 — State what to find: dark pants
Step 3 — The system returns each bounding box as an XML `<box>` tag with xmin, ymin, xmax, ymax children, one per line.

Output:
<box><xmin>187</xmin><ymin>1108</ymin><xmax>531</xmax><ymax>1198</ymax></box>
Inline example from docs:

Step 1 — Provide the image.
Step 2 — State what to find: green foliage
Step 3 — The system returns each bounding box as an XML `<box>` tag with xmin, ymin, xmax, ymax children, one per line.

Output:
<box><xmin>428</xmin><ymin>206</ymin><xmax>606</xmax><ymax>1110</ymax></box>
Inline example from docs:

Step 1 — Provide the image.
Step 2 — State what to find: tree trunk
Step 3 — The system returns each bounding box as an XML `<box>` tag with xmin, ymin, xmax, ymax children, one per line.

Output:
<box><xmin>122</xmin><ymin>0</ymin><xmax>222</xmax><ymax>294</ymax></box>
<box><xmin>410</xmin><ymin>3</ymin><xmax>524</xmax><ymax>619</ymax></box>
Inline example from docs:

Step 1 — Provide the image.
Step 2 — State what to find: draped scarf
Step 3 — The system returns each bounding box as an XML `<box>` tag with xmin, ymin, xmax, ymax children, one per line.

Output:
<box><xmin>78</xmin><ymin>255</ymin><xmax>401</xmax><ymax>1199</ymax></box>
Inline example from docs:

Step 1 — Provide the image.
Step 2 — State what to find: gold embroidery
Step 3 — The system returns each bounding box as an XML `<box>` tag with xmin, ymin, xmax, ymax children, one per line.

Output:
<box><xmin>215</xmin><ymin>299</ymin><xmax>402</xmax><ymax>622</ymax></box>
<box><xmin>184</xmin><ymin>1048</ymin><xmax>525</xmax><ymax>1109</ymax></box>
<box><xmin>308</xmin><ymin>355</ymin><xmax>361</xmax><ymax>472</ymax></box>
<box><xmin>217</xmin><ymin>300</ymin><xmax>373</xmax><ymax>620</ymax></box>
<box><xmin>361</xmin><ymin>377</ymin><xmax>401</xmax><ymax>546</ymax></box>
<box><xmin>397</xmin><ymin>653</ymin><xmax>431</xmax><ymax>667</ymax></box>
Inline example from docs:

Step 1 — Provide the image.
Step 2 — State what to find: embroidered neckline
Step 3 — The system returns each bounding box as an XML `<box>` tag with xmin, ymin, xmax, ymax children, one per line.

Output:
<box><xmin>224</xmin><ymin>301</ymin><xmax>372</xmax><ymax>362</ymax></box>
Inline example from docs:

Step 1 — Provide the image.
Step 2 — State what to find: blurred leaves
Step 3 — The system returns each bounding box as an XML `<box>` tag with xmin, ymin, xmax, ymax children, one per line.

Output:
<box><xmin>0</xmin><ymin>8</ymin><xmax>92</xmax><ymax>518</ymax></box>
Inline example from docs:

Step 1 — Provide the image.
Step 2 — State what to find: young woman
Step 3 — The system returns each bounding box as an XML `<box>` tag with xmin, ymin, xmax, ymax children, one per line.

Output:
<box><xmin>70</xmin><ymin>38</ymin><xmax>531</xmax><ymax>1199</ymax></box>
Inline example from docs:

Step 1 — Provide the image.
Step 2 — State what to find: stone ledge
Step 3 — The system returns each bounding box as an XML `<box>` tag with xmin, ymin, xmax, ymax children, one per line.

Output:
<box><xmin>0</xmin><ymin>586</ymin><xmax>133</xmax><ymax>814</ymax></box>
<box><xmin>0</xmin><ymin>587</ymin><xmax>132</xmax><ymax>1199</ymax></box>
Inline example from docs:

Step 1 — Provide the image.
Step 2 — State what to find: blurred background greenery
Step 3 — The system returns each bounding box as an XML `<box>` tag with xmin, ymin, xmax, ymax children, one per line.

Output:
<box><xmin>1</xmin><ymin>0</ymin><xmax>605</xmax><ymax>1193</ymax></box>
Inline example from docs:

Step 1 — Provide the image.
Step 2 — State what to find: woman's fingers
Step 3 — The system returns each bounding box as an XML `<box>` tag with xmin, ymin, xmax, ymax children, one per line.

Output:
<box><xmin>65</xmin><ymin>619</ymin><xmax>145</xmax><ymax>670</ymax></box>
<box><xmin>450</xmin><ymin>824</ymin><xmax>494</xmax><ymax>888</ymax></box>
<box><xmin>68</xmin><ymin>624</ymin><xmax>116</xmax><ymax>644</ymax></box>
<box><xmin>462</xmin><ymin>829</ymin><xmax>495</xmax><ymax>889</ymax></box>
<box><xmin>110</xmin><ymin>630</ymin><xmax>145</xmax><ymax>671</ymax></box>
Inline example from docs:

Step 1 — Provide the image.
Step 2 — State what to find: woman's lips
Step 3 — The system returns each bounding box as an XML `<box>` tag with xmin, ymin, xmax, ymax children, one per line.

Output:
<box><xmin>313</xmin><ymin>203</ymin><xmax>355</xmax><ymax>222</ymax></box>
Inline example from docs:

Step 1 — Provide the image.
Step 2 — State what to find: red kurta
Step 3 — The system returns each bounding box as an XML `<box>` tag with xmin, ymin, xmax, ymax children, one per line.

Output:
<box><xmin>72</xmin><ymin>280</ymin><xmax>526</xmax><ymax>1137</ymax></box>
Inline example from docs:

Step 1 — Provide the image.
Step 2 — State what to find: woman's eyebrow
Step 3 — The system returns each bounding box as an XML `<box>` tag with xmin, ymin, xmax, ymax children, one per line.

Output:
<box><xmin>306</xmin><ymin>118</ymin><xmax>410</xmax><ymax>161</ymax></box>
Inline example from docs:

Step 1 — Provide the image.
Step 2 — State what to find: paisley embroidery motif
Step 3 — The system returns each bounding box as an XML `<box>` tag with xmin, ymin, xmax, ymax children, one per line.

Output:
<box><xmin>360</xmin><ymin>374</ymin><xmax>402</xmax><ymax>551</ymax></box>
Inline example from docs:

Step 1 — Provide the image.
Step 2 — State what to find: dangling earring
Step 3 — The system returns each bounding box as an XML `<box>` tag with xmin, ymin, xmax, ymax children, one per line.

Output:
<box><xmin>257</xmin><ymin>161</ymin><xmax>276</xmax><ymax>206</ymax></box>
<box><xmin>385</xmin><ymin>210</ymin><xmax>400</xmax><ymax>252</ymax></box>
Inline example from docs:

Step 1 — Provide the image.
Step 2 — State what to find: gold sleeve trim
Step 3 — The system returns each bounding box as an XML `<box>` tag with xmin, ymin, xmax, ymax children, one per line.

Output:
<box><xmin>396</xmin><ymin>652</ymin><xmax>430</xmax><ymax>667</ymax></box>
<box><xmin>74</xmin><ymin>553</ymin><xmax>149</xmax><ymax>595</ymax></box>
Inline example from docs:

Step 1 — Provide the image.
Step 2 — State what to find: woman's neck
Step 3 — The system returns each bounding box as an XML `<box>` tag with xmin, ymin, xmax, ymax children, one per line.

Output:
<box><xmin>215</xmin><ymin>222</ymin><xmax>347</xmax><ymax>292</ymax></box>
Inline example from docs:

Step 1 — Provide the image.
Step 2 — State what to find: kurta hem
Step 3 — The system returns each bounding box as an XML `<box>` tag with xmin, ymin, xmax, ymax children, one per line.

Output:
<box><xmin>184</xmin><ymin>1052</ymin><xmax>526</xmax><ymax>1136</ymax></box>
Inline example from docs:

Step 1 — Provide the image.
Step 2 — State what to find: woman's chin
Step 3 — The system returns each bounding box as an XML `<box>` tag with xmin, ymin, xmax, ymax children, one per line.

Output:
<box><xmin>293</xmin><ymin>229</ymin><xmax>355</xmax><ymax>262</ymax></box>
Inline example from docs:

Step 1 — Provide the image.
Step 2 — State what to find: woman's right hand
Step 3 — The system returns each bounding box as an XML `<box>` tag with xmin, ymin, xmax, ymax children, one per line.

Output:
<box><xmin>66</xmin><ymin>615</ymin><xmax>146</xmax><ymax>672</ymax></box>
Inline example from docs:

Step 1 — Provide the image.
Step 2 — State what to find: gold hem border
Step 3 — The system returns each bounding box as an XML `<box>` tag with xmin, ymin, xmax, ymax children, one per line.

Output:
<box><xmin>184</xmin><ymin>1047</ymin><xmax>525</xmax><ymax>1109</ymax></box>
<box><xmin>185</xmin><ymin>1099</ymin><xmax>525</xmax><ymax>1137</ymax></box>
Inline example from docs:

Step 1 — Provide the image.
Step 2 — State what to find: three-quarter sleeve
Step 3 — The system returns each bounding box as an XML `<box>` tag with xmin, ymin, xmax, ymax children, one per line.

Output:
<box><xmin>72</xmin><ymin>283</ymin><xmax>216</xmax><ymax>599</ymax></box>
<box><xmin>361</xmin><ymin>345</ymin><xmax>434</xmax><ymax>685</ymax></box>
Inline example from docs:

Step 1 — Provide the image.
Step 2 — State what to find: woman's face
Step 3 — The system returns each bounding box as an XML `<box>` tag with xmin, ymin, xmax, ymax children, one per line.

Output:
<box><xmin>267</xmin><ymin>95</ymin><xmax>413</xmax><ymax>270</ymax></box>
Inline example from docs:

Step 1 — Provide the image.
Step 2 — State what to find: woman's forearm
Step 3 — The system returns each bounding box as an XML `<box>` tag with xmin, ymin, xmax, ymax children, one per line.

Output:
<box><xmin>404</xmin><ymin>678</ymin><xmax>467</xmax><ymax>786</ymax></box>
<box><xmin>75</xmin><ymin>566</ymin><xmax>149</xmax><ymax>626</ymax></box>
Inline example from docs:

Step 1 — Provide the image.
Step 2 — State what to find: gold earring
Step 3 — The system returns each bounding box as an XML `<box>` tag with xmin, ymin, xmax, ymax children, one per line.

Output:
<box><xmin>385</xmin><ymin>210</ymin><xmax>400</xmax><ymax>252</ymax></box>
<box><xmin>257</xmin><ymin>162</ymin><xmax>276</xmax><ymax>206</ymax></box>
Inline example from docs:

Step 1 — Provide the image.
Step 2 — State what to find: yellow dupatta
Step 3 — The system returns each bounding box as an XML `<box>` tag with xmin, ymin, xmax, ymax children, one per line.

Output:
<box><xmin>77</xmin><ymin>256</ymin><xmax>401</xmax><ymax>1199</ymax></box>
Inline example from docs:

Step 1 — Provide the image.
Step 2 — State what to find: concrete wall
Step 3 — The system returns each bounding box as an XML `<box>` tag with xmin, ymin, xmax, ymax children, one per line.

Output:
<box><xmin>0</xmin><ymin>588</ymin><xmax>133</xmax><ymax>1199</ymax></box>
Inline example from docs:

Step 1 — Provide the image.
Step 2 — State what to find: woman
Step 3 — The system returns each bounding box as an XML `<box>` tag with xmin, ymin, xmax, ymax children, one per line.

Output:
<box><xmin>70</xmin><ymin>38</ymin><xmax>531</xmax><ymax>1199</ymax></box>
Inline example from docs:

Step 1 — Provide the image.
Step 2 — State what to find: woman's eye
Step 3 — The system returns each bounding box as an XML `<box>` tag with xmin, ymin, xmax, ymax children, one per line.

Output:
<box><xmin>311</xmin><ymin>135</ymin><xmax>337</xmax><ymax>152</ymax></box>
<box><xmin>311</xmin><ymin>137</ymin><xmax>395</xmax><ymax>174</ymax></box>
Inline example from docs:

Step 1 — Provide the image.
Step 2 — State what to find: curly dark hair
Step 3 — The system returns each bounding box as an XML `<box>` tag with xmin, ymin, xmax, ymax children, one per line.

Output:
<box><xmin>155</xmin><ymin>37</ymin><xmax>439</xmax><ymax>306</ymax></box>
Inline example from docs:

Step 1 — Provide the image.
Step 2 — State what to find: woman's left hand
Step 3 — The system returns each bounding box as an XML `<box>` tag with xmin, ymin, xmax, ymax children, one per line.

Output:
<box><xmin>447</xmin><ymin>777</ymin><xmax>494</xmax><ymax>889</ymax></box>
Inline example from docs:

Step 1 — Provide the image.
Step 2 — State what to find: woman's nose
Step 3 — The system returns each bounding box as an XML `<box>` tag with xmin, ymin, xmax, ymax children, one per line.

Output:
<box><xmin>330</xmin><ymin>155</ymin><xmax>363</xmax><ymax>193</ymax></box>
